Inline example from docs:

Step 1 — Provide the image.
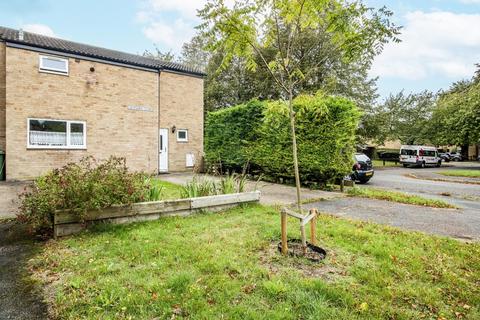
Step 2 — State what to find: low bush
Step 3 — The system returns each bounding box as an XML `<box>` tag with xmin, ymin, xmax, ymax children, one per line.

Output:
<box><xmin>180</xmin><ymin>177</ymin><xmax>217</xmax><ymax>198</ymax></box>
<box><xmin>17</xmin><ymin>156</ymin><xmax>150</xmax><ymax>235</ymax></box>
<box><xmin>144</xmin><ymin>178</ymin><xmax>165</xmax><ymax>201</ymax></box>
<box><xmin>180</xmin><ymin>174</ymin><xmax>248</xmax><ymax>199</ymax></box>
<box><xmin>218</xmin><ymin>173</ymin><xmax>247</xmax><ymax>194</ymax></box>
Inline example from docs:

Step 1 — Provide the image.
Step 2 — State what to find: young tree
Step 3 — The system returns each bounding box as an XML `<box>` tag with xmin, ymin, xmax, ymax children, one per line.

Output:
<box><xmin>198</xmin><ymin>0</ymin><xmax>400</xmax><ymax>212</ymax></box>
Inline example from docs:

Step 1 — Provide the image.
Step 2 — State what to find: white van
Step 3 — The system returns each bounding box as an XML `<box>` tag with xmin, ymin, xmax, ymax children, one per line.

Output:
<box><xmin>399</xmin><ymin>145</ymin><xmax>442</xmax><ymax>168</ymax></box>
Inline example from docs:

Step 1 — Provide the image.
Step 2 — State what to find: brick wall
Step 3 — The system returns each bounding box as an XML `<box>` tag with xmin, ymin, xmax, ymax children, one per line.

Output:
<box><xmin>0</xmin><ymin>42</ymin><xmax>5</xmax><ymax>152</ymax></box>
<box><xmin>159</xmin><ymin>71</ymin><xmax>204</xmax><ymax>171</ymax></box>
<box><xmin>5</xmin><ymin>47</ymin><xmax>159</xmax><ymax>180</ymax></box>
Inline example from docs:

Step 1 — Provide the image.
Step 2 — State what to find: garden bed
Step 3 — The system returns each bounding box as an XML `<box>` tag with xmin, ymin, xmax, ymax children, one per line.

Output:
<box><xmin>54</xmin><ymin>191</ymin><xmax>261</xmax><ymax>237</ymax></box>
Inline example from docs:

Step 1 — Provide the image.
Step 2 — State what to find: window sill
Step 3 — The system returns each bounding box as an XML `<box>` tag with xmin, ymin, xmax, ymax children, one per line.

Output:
<box><xmin>27</xmin><ymin>146</ymin><xmax>87</xmax><ymax>150</ymax></box>
<box><xmin>39</xmin><ymin>69</ymin><xmax>69</xmax><ymax>76</ymax></box>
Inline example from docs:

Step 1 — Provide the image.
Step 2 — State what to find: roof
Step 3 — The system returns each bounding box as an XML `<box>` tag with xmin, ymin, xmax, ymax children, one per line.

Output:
<box><xmin>0</xmin><ymin>26</ymin><xmax>205</xmax><ymax>77</ymax></box>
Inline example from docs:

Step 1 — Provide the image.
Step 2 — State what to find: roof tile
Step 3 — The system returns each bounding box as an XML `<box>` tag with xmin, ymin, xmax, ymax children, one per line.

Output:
<box><xmin>0</xmin><ymin>26</ymin><xmax>205</xmax><ymax>76</ymax></box>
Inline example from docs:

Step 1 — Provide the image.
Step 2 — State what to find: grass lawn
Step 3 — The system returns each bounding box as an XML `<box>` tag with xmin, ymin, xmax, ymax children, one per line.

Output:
<box><xmin>30</xmin><ymin>204</ymin><xmax>479</xmax><ymax>319</ymax></box>
<box><xmin>372</xmin><ymin>160</ymin><xmax>400</xmax><ymax>167</ymax></box>
<box><xmin>150</xmin><ymin>179</ymin><xmax>184</xmax><ymax>199</ymax></box>
<box><xmin>438</xmin><ymin>170</ymin><xmax>480</xmax><ymax>178</ymax></box>
<box><xmin>347</xmin><ymin>187</ymin><xmax>457</xmax><ymax>209</ymax></box>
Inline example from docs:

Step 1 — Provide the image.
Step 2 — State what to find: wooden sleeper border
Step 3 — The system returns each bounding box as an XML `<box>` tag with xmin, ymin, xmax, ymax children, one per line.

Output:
<box><xmin>54</xmin><ymin>191</ymin><xmax>261</xmax><ymax>238</ymax></box>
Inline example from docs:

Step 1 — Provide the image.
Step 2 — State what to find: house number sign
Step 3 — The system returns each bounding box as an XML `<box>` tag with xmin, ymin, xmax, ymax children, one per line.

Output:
<box><xmin>128</xmin><ymin>105</ymin><xmax>153</xmax><ymax>112</ymax></box>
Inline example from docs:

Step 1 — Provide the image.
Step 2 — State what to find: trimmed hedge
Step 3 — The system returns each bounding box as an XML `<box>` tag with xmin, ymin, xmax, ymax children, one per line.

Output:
<box><xmin>205</xmin><ymin>93</ymin><xmax>361</xmax><ymax>184</ymax></box>
<box><xmin>205</xmin><ymin>100</ymin><xmax>265</xmax><ymax>172</ymax></box>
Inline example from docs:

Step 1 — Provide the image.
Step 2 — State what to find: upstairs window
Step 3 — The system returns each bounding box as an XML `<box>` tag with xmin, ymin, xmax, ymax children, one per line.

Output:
<box><xmin>39</xmin><ymin>55</ymin><xmax>69</xmax><ymax>75</ymax></box>
<box><xmin>28</xmin><ymin>118</ymin><xmax>86</xmax><ymax>149</ymax></box>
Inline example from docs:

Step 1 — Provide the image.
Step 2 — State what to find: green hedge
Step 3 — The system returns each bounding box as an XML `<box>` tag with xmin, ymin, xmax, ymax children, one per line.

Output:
<box><xmin>205</xmin><ymin>93</ymin><xmax>361</xmax><ymax>184</ymax></box>
<box><xmin>205</xmin><ymin>100</ymin><xmax>265</xmax><ymax>172</ymax></box>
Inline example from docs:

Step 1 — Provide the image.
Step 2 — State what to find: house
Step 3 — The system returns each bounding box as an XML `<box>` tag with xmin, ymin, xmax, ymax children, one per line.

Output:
<box><xmin>0</xmin><ymin>26</ymin><xmax>204</xmax><ymax>181</ymax></box>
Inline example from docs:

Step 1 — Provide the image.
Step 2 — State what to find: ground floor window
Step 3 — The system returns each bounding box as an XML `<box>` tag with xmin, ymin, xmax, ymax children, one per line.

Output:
<box><xmin>28</xmin><ymin>118</ymin><xmax>86</xmax><ymax>149</ymax></box>
<box><xmin>177</xmin><ymin>129</ymin><xmax>188</xmax><ymax>142</ymax></box>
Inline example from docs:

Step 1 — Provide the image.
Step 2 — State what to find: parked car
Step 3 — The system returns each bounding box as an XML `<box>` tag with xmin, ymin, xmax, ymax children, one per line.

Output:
<box><xmin>450</xmin><ymin>153</ymin><xmax>464</xmax><ymax>161</ymax></box>
<box><xmin>351</xmin><ymin>153</ymin><xmax>374</xmax><ymax>184</ymax></box>
<box><xmin>399</xmin><ymin>145</ymin><xmax>442</xmax><ymax>168</ymax></box>
<box><xmin>438</xmin><ymin>152</ymin><xmax>451</xmax><ymax>162</ymax></box>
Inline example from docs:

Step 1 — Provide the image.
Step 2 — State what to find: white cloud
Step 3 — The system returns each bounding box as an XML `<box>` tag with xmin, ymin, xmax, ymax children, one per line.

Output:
<box><xmin>371</xmin><ymin>11</ymin><xmax>480</xmax><ymax>81</ymax></box>
<box><xmin>22</xmin><ymin>23</ymin><xmax>55</xmax><ymax>37</ymax></box>
<box><xmin>143</xmin><ymin>19</ymin><xmax>195</xmax><ymax>50</ymax></box>
<box><xmin>137</xmin><ymin>0</ymin><xmax>234</xmax><ymax>53</ymax></box>
<box><xmin>147</xmin><ymin>0</ymin><xmax>206</xmax><ymax>19</ymax></box>
<box><xmin>137</xmin><ymin>0</ymin><xmax>207</xmax><ymax>52</ymax></box>
<box><xmin>459</xmin><ymin>0</ymin><xmax>480</xmax><ymax>4</ymax></box>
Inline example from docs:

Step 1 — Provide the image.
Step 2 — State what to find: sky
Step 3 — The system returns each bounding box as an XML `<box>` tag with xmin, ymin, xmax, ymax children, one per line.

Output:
<box><xmin>0</xmin><ymin>0</ymin><xmax>479</xmax><ymax>101</ymax></box>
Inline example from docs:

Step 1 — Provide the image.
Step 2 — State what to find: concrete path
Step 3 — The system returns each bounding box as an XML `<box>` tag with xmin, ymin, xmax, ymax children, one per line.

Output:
<box><xmin>0</xmin><ymin>181</ymin><xmax>27</xmax><ymax>219</ymax></box>
<box><xmin>159</xmin><ymin>173</ymin><xmax>344</xmax><ymax>205</ymax></box>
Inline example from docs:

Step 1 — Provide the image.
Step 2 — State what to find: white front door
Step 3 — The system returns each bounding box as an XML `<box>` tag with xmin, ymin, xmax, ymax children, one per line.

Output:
<box><xmin>159</xmin><ymin>128</ymin><xmax>168</xmax><ymax>173</ymax></box>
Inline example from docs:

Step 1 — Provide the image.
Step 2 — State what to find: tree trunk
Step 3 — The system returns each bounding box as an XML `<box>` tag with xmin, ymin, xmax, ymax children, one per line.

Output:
<box><xmin>288</xmin><ymin>90</ymin><xmax>302</xmax><ymax>213</ymax></box>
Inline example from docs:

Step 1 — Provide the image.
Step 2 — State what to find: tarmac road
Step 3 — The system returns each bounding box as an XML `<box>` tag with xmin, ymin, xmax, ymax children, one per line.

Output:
<box><xmin>367</xmin><ymin>163</ymin><xmax>480</xmax><ymax>205</ymax></box>
<box><xmin>305</xmin><ymin>162</ymin><xmax>480</xmax><ymax>240</ymax></box>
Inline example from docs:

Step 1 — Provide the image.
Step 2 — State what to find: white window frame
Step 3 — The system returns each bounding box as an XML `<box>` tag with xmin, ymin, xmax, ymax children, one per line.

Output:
<box><xmin>27</xmin><ymin>118</ymin><xmax>87</xmax><ymax>149</ymax></box>
<box><xmin>176</xmin><ymin>129</ymin><xmax>188</xmax><ymax>142</ymax></box>
<box><xmin>39</xmin><ymin>55</ymin><xmax>69</xmax><ymax>75</ymax></box>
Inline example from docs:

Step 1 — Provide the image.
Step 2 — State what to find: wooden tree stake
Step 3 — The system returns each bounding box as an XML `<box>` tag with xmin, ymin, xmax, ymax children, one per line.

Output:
<box><xmin>300</xmin><ymin>225</ymin><xmax>307</xmax><ymax>255</ymax></box>
<box><xmin>310</xmin><ymin>208</ymin><xmax>317</xmax><ymax>245</ymax></box>
<box><xmin>281</xmin><ymin>210</ymin><xmax>288</xmax><ymax>255</ymax></box>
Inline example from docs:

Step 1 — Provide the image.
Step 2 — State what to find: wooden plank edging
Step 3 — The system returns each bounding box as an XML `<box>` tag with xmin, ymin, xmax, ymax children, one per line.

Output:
<box><xmin>54</xmin><ymin>191</ymin><xmax>260</xmax><ymax>237</ymax></box>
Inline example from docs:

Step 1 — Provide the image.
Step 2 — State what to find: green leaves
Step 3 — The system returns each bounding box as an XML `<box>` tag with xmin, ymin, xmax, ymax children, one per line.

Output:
<box><xmin>431</xmin><ymin>80</ymin><xmax>480</xmax><ymax>146</ymax></box>
<box><xmin>365</xmin><ymin>91</ymin><xmax>436</xmax><ymax>145</ymax></box>
<box><xmin>205</xmin><ymin>93</ymin><xmax>361</xmax><ymax>184</ymax></box>
<box><xmin>199</xmin><ymin>0</ymin><xmax>400</xmax><ymax>98</ymax></box>
<box><xmin>17</xmin><ymin>156</ymin><xmax>151</xmax><ymax>236</ymax></box>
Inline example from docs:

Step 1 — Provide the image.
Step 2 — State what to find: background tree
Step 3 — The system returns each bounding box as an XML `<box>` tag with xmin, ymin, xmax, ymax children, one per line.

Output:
<box><xmin>143</xmin><ymin>46</ymin><xmax>177</xmax><ymax>62</ymax></box>
<box><xmin>198</xmin><ymin>0</ymin><xmax>400</xmax><ymax>211</ymax></box>
<box><xmin>366</xmin><ymin>91</ymin><xmax>436</xmax><ymax>145</ymax></box>
<box><xmin>430</xmin><ymin>73</ymin><xmax>480</xmax><ymax>148</ymax></box>
<box><xmin>180</xmin><ymin>34</ymin><xmax>211</xmax><ymax>71</ymax></box>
